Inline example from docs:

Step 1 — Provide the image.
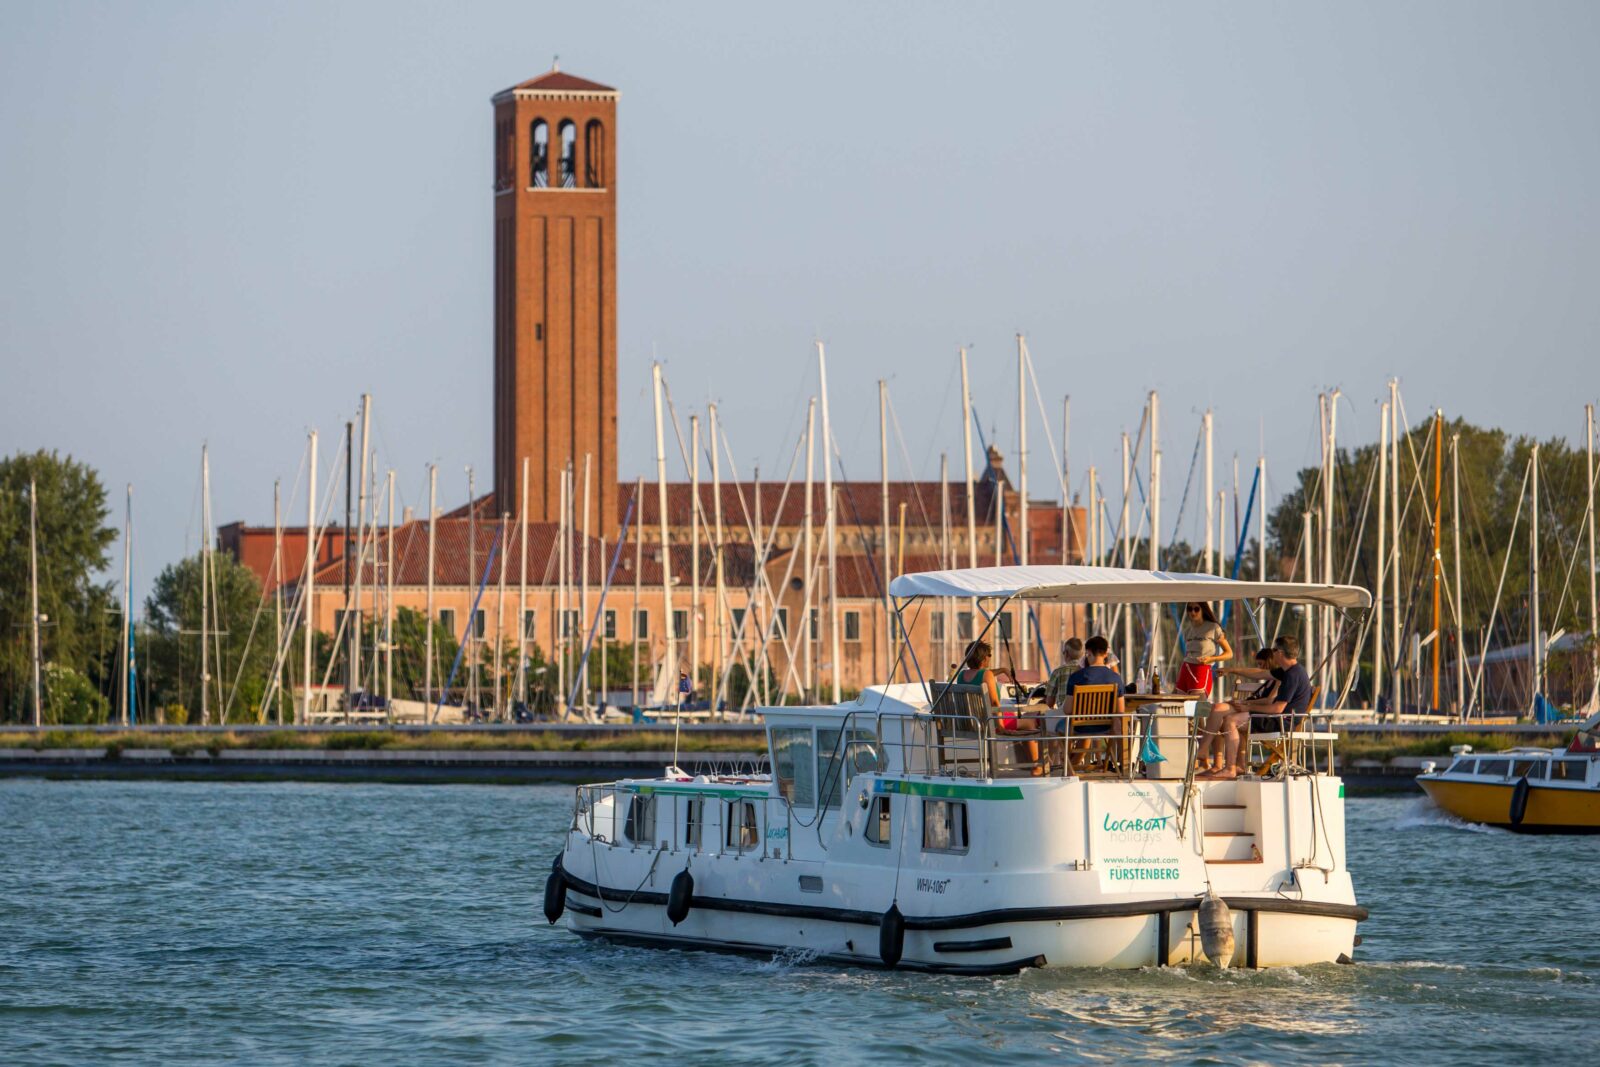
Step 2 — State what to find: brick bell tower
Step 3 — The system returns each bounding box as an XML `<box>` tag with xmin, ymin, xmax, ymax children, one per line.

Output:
<box><xmin>492</xmin><ymin>64</ymin><xmax>618</xmax><ymax>534</ymax></box>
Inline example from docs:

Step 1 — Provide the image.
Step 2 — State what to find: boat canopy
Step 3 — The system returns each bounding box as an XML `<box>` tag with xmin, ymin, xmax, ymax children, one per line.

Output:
<box><xmin>887</xmin><ymin>565</ymin><xmax>1372</xmax><ymax>610</ymax></box>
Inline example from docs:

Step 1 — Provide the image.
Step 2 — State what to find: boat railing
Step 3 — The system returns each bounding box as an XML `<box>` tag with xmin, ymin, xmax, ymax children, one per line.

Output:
<box><xmin>572</xmin><ymin>780</ymin><xmax>790</xmax><ymax>859</ymax></box>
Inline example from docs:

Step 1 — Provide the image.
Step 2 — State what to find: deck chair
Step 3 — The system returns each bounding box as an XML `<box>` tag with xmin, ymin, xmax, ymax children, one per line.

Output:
<box><xmin>1063</xmin><ymin>685</ymin><xmax>1127</xmax><ymax>775</ymax></box>
<box><xmin>930</xmin><ymin>682</ymin><xmax>987</xmax><ymax>775</ymax></box>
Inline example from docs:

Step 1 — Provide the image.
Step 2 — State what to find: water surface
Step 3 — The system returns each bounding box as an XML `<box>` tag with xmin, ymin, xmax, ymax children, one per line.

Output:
<box><xmin>0</xmin><ymin>780</ymin><xmax>1589</xmax><ymax>1064</ymax></box>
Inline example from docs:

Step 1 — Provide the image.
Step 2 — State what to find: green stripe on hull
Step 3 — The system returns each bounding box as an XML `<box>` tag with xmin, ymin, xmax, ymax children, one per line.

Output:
<box><xmin>874</xmin><ymin>779</ymin><xmax>1025</xmax><ymax>801</ymax></box>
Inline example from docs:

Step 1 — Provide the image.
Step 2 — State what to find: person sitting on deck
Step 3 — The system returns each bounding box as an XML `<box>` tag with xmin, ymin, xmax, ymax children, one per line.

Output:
<box><xmin>1053</xmin><ymin>636</ymin><xmax>1127</xmax><ymax>770</ymax></box>
<box><xmin>1197</xmin><ymin>646</ymin><xmax>1277</xmax><ymax>774</ymax></box>
<box><xmin>1176</xmin><ymin>602</ymin><xmax>1232</xmax><ymax>695</ymax></box>
<box><xmin>1199</xmin><ymin>635</ymin><xmax>1312</xmax><ymax>780</ymax></box>
<box><xmin>1044</xmin><ymin>638</ymin><xmax>1085</xmax><ymax>710</ymax></box>
<box><xmin>957</xmin><ymin>640</ymin><xmax>1046</xmax><ymax>775</ymax></box>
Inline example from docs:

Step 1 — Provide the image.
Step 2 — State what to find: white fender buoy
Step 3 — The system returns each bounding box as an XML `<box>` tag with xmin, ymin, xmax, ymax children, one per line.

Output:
<box><xmin>1198</xmin><ymin>890</ymin><xmax>1234</xmax><ymax>969</ymax></box>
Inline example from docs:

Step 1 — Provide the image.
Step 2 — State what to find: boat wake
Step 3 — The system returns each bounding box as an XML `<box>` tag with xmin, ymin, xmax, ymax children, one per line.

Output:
<box><xmin>1393</xmin><ymin>796</ymin><xmax>1499</xmax><ymax>834</ymax></box>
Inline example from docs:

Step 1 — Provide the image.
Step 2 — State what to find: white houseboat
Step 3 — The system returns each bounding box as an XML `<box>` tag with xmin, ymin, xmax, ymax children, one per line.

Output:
<box><xmin>546</xmin><ymin>565</ymin><xmax>1372</xmax><ymax>973</ymax></box>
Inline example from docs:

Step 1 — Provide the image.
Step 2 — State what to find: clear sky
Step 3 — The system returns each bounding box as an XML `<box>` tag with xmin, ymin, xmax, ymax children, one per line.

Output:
<box><xmin>2</xmin><ymin>2</ymin><xmax>1597</xmax><ymax>592</ymax></box>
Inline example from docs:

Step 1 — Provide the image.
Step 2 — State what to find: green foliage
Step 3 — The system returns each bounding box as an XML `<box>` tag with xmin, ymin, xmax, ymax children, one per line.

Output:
<box><xmin>0</xmin><ymin>451</ymin><xmax>119</xmax><ymax>722</ymax></box>
<box><xmin>143</xmin><ymin>551</ymin><xmax>276</xmax><ymax>723</ymax></box>
<box><xmin>43</xmin><ymin>663</ymin><xmax>109</xmax><ymax>724</ymax></box>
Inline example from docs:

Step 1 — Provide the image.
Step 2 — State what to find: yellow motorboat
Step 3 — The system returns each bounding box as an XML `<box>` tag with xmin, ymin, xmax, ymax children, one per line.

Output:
<box><xmin>1417</xmin><ymin>715</ymin><xmax>1600</xmax><ymax>833</ymax></box>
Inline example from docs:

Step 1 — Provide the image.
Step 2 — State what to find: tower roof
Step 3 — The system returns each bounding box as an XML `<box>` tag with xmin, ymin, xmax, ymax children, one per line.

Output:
<box><xmin>505</xmin><ymin>68</ymin><xmax>617</xmax><ymax>95</ymax></box>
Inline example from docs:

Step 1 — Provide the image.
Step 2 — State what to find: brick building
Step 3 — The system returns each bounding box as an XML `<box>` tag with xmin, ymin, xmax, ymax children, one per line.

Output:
<box><xmin>222</xmin><ymin>67</ymin><xmax>1087</xmax><ymax>709</ymax></box>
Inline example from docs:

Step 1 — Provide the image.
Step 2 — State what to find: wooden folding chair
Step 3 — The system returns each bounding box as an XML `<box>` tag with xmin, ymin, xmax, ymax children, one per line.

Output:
<box><xmin>1063</xmin><ymin>685</ymin><xmax>1126</xmax><ymax>775</ymax></box>
<box><xmin>1252</xmin><ymin>686</ymin><xmax>1320</xmax><ymax>776</ymax></box>
<box><xmin>930</xmin><ymin>682</ymin><xmax>987</xmax><ymax>774</ymax></box>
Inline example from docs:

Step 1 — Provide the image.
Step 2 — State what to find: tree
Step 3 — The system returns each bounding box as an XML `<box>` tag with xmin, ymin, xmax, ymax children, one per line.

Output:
<box><xmin>0</xmin><ymin>451</ymin><xmax>118</xmax><ymax>722</ymax></box>
<box><xmin>144</xmin><ymin>551</ymin><xmax>277</xmax><ymax>723</ymax></box>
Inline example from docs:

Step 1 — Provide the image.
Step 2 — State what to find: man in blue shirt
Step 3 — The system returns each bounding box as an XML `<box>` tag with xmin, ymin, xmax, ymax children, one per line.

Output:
<box><xmin>1201</xmin><ymin>635</ymin><xmax>1310</xmax><ymax>779</ymax></box>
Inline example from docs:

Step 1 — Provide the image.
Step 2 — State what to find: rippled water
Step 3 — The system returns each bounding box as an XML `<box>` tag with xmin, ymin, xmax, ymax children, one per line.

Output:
<box><xmin>1</xmin><ymin>780</ymin><xmax>1593</xmax><ymax>1065</ymax></box>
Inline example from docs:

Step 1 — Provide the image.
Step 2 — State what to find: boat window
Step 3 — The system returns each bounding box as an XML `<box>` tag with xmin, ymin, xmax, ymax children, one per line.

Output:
<box><xmin>1512</xmin><ymin>760</ymin><xmax>1538</xmax><ymax>779</ymax></box>
<box><xmin>725</xmin><ymin>800</ymin><xmax>759</xmax><ymax>851</ymax></box>
<box><xmin>866</xmin><ymin>796</ymin><xmax>891</xmax><ymax>845</ymax></box>
<box><xmin>1553</xmin><ymin>759</ymin><xmax>1589</xmax><ymax>782</ymax></box>
<box><xmin>1526</xmin><ymin>761</ymin><xmax>1550</xmax><ymax>780</ymax></box>
<box><xmin>1476</xmin><ymin>759</ymin><xmax>1510</xmax><ymax>778</ymax></box>
<box><xmin>845</xmin><ymin>729</ymin><xmax>884</xmax><ymax>784</ymax></box>
<box><xmin>818</xmin><ymin>728</ymin><xmax>844</xmax><ymax>810</ymax></box>
<box><xmin>922</xmin><ymin>799</ymin><xmax>969</xmax><ymax>853</ymax></box>
<box><xmin>1450</xmin><ymin>759</ymin><xmax>1476</xmax><ymax>774</ymax></box>
<box><xmin>685</xmin><ymin>798</ymin><xmax>703</xmax><ymax>848</ymax></box>
<box><xmin>772</xmin><ymin>728</ymin><xmax>817</xmax><ymax>808</ymax></box>
<box><xmin>623</xmin><ymin>794</ymin><xmax>656</xmax><ymax>845</ymax></box>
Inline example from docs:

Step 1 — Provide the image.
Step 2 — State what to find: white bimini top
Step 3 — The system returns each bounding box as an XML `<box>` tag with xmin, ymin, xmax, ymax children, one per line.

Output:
<box><xmin>886</xmin><ymin>564</ymin><xmax>1371</xmax><ymax>610</ymax></box>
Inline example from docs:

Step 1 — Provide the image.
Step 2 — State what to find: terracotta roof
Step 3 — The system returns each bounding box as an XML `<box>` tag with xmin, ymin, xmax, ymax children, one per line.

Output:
<box><xmin>507</xmin><ymin>69</ymin><xmax>616</xmax><ymax>94</ymax></box>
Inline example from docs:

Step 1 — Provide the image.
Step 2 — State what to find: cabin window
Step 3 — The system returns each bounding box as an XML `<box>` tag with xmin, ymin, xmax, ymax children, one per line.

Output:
<box><xmin>726</xmin><ymin>800</ymin><xmax>759</xmax><ymax>851</ymax></box>
<box><xmin>922</xmin><ymin>799</ymin><xmax>969</xmax><ymax>853</ymax></box>
<box><xmin>866</xmin><ymin>796</ymin><xmax>891</xmax><ymax>845</ymax></box>
<box><xmin>1527</xmin><ymin>762</ymin><xmax>1550</xmax><ymax>780</ymax></box>
<box><xmin>685</xmin><ymin>798</ymin><xmax>704</xmax><ymax>848</ymax></box>
<box><xmin>772</xmin><ymin>728</ymin><xmax>817</xmax><ymax>808</ymax></box>
<box><xmin>623</xmin><ymin>794</ymin><xmax>656</xmax><ymax>845</ymax></box>
<box><xmin>1450</xmin><ymin>759</ymin><xmax>1476</xmax><ymax>774</ymax></box>
<box><xmin>1477</xmin><ymin>759</ymin><xmax>1510</xmax><ymax>778</ymax></box>
<box><xmin>844</xmin><ymin>611</ymin><xmax>862</xmax><ymax>642</ymax></box>
<box><xmin>1557</xmin><ymin>759</ymin><xmax>1590</xmax><ymax>782</ymax></box>
<box><xmin>845</xmin><ymin>729</ymin><xmax>884</xmax><ymax>783</ymax></box>
<box><xmin>1512</xmin><ymin>760</ymin><xmax>1538</xmax><ymax>779</ymax></box>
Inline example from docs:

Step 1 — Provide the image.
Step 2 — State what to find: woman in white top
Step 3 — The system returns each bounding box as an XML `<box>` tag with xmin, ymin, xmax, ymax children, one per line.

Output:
<box><xmin>1176</xmin><ymin>602</ymin><xmax>1231</xmax><ymax>695</ymax></box>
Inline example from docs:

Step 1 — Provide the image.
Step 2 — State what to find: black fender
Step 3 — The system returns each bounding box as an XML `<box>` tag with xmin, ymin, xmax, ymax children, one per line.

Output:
<box><xmin>879</xmin><ymin>903</ymin><xmax>905</xmax><ymax>968</ymax></box>
<box><xmin>544</xmin><ymin>855</ymin><xmax>567</xmax><ymax>924</ymax></box>
<box><xmin>667</xmin><ymin>869</ymin><xmax>694</xmax><ymax>926</ymax></box>
<box><xmin>1509</xmin><ymin>776</ymin><xmax>1531</xmax><ymax>826</ymax></box>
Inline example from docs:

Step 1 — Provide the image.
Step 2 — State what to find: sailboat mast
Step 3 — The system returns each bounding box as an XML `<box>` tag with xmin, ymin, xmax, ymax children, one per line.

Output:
<box><xmin>710</xmin><ymin>405</ymin><xmax>726</xmax><ymax>713</ymax></box>
<box><xmin>273</xmin><ymin>479</ymin><xmax>283</xmax><ymax>725</ymax></box>
<box><xmin>1148</xmin><ymin>391</ymin><xmax>1161</xmax><ymax>678</ymax></box>
<box><xmin>467</xmin><ymin>465</ymin><xmax>478</xmax><ymax>711</ymax></box>
<box><xmin>517</xmin><ymin>457</ymin><xmax>528</xmax><ymax>706</ymax></box>
<box><xmin>1431</xmin><ymin>410</ymin><xmax>1444</xmax><ymax>711</ymax></box>
<box><xmin>495</xmin><ymin>510</ymin><xmax>508</xmax><ymax>716</ymax></box>
<box><xmin>120</xmin><ymin>484</ymin><xmax>132</xmax><ymax>726</ymax></box>
<box><xmin>354</xmin><ymin>395</ymin><xmax>370</xmax><ymax>696</ymax></box>
<box><xmin>879</xmin><ymin>380</ymin><xmax>891</xmax><ymax>679</ymax></box>
<box><xmin>960</xmin><ymin>347</ymin><xmax>977</xmax><ymax>570</ymax></box>
<box><xmin>1589</xmin><ymin>403</ymin><xmax>1598</xmax><ymax>713</ymax></box>
<box><xmin>1451</xmin><ymin>433</ymin><xmax>1464</xmax><ymax>720</ymax></box>
<box><xmin>301</xmin><ymin>431</ymin><xmax>317</xmax><ymax>725</ymax></box>
<box><xmin>1531</xmin><ymin>442</ymin><xmax>1542</xmax><ymax>710</ymax></box>
<box><xmin>1016</xmin><ymin>336</ymin><xmax>1029</xmax><ymax>671</ymax></box>
<box><xmin>385</xmin><ymin>469</ymin><xmax>395</xmax><ymax>710</ymax></box>
<box><xmin>1389</xmin><ymin>381</ymin><xmax>1401</xmax><ymax>714</ymax></box>
<box><xmin>581</xmin><ymin>453</ymin><xmax>592</xmax><ymax>714</ymax></box>
<box><xmin>29</xmin><ymin>477</ymin><xmax>42</xmax><ymax>727</ymax></box>
<box><xmin>201</xmin><ymin>444</ymin><xmax>212</xmax><ymax>725</ymax></box>
<box><xmin>424</xmin><ymin>464</ymin><xmax>436</xmax><ymax>713</ymax></box>
<box><xmin>633</xmin><ymin>475</ymin><xmax>644</xmax><ymax>711</ymax></box>
<box><xmin>802</xmin><ymin>399</ymin><xmax>816</xmax><ymax>700</ymax></box>
<box><xmin>818</xmin><ymin>342</ymin><xmax>841</xmax><ymax>703</ymax></box>
<box><xmin>652</xmin><ymin>363</ymin><xmax>675</xmax><ymax>700</ymax></box>
<box><xmin>1121</xmin><ymin>432</ymin><xmax>1133</xmax><ymax>665</ymax></box>
<box><xmin>940</xmin><ymin>453</ymin><xmax>951</xmax><ymax>670</ymax></box>
<box><xmin>691</xmin><ymin>417</ymin><xmax>702</xmax><ymax>706</ymax></box>
<box><xmin>1204</xmin><ymin>410</ymin><xmax>1215</xmax><ymax>576</ymax></box>
<box><xmin>1376</xmin><ymin>403</ymin><xmax>1388</xmax><ymax>715</ymax></box>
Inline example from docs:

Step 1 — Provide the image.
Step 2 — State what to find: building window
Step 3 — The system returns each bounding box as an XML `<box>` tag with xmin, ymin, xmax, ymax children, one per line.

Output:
<box><xmin>334</xmin><ymin>609</ymin><xmax>362</xmax><ymax>638</ymax></box>
<box><xmin>558</xmin><ymin>120</ymin><xmax>577</xmax><ymax>187</ymax></box>
<box><xmin>673</xmin><ymin>610</ymin><xmax>688</xmax><ymax>640</ymax></box>
<box><xmin>534</xmin><ymin>323</ymin><xmax>543</xmax><ymax>342</ymax></box>
<box><xmin>843</xmin><ymin>611</ymin><xmax>861</xmax><ymax>642</ymax></box>
<box><xmin>809</xmin><ymin>608</ymin><xmax>818</xmax><ymax>641</ymax></box>
<box><xmin>472</xmin><ymin>609</ymin><xmax>486</xmax><ymax>639</ymax></box>
<box><xmin>957</xmin><ymin>611</ymin><xmax>974</xmax><ymax>642</ymax></box>
<box><xmin>930</xmin><ymin>611</ymin><xmax>945</xmax><ymax>642</ymax></box>
<box><xmin>731</xmin><ymin>606</ymin><xmax>746</xmax><ymax>632</ymax></box>
<box><xmin>583</xmin><ymin>119</ymin><xmax>606</xmax><ymax>187</ymax></box>
<box><xmin>775</xmin><ymin>607</ymin><xmax>789</xmax><ymax>637</ymax></box>
<box><xmin>603</xmin><ymin>609</ymin><xmax>617</xmax><ymax>640</ymax></box>
<box><xmin>634</xmin><ymin>609</ymin><xmax>649</xmax><ymax>640</ymax></box>
<box><xmin>562</xmin><ymin>610</ymin><xmax>580</xmax><ymax>639</ymax></box>
<box><xmin>996</xmin><ymin>612</ymin><xmax>1013</xmax><ymax>641</ymax></box>
<box><xmin>438</xmin><ymin>608</ymin><xmax>457</xmax><ymax>637</ymax></box>
<box><xmin>521</xmin><ymin>610</ymin><xmax>536</xmax><ymax>643</ymax></box>
<box><xmin>529</xmin><ymin>119</ymin><xmax>549</xmax><ymax>187</ymax></box>
<box><xmin>922</xmin><ymin>799</ymin><xmax>969</xmax><ymax>853</ymax></box>
<box><xmin>866</xmin><ymin>796</ymin><xmax>891</xmax><ymax>846</ymax></box>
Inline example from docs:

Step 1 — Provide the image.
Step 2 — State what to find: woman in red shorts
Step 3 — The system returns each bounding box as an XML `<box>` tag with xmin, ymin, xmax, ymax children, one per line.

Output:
<box><xmin>1176</xmin><ymin>602</ymin><xmax>1231</xmax><ymax>695</ymax></box>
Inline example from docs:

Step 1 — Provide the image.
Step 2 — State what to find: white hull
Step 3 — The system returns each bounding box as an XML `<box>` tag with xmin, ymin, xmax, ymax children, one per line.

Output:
<box><xmin>555</xmin><ymin>772</ymin><xmax>1363</xmax><ymax>973</ymax></box>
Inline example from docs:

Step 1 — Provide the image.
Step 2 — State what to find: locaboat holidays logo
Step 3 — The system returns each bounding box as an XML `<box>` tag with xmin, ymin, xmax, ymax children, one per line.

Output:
<box><xmin>1102</xmin><ymin>814</ymin><xmax>1172</xmax><ymax>834</ymax></box>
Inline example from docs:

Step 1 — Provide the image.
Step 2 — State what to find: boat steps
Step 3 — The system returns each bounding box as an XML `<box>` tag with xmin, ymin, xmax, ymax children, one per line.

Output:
<box><xmin>1202</xmin><ymin>830</ymin><xmax>1261</xmax><ymax>863</ymax></box>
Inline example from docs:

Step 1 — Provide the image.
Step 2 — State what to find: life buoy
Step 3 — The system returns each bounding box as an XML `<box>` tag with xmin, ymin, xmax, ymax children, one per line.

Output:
<box><xmin>1509</xmin><ymin>776</ymin><xmax>1531</xmax><ymax>827</ymax></box>
<box><xmin>879</xmin><ymin>903</ymin><xmax>905</xmax><ymax>968</ymax></box>
<box><xmin>667</xmin><ymin>869</ymin><xmax>694</xmax><ymax>926</ymax></box>
<box><xmin>544</xmin><ymin>856</ymin><xmax>567</xmax><ymax>924</ymax></box>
